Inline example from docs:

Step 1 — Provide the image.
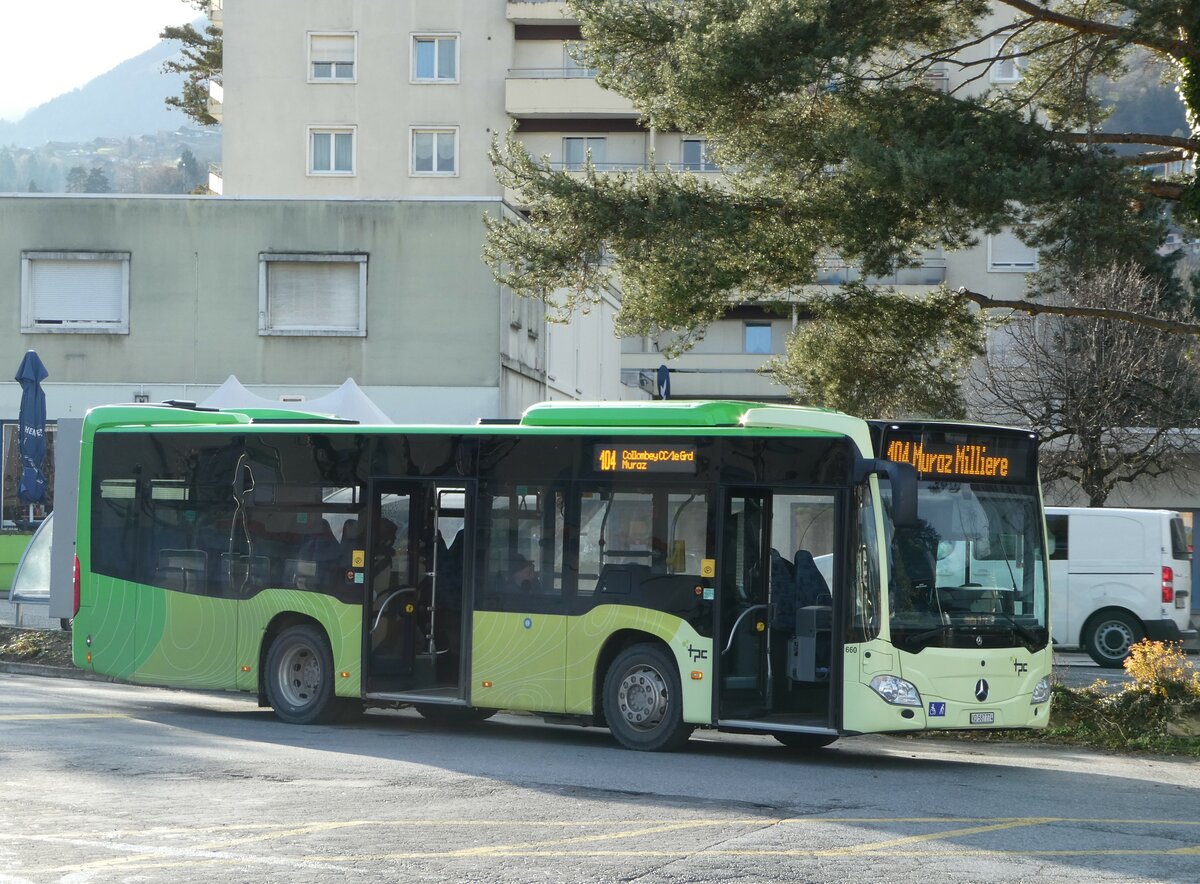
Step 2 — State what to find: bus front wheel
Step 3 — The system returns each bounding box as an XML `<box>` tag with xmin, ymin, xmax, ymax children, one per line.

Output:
<box><xmin>602</xmin><ymin>643</ymin><xmax>693</xmax><ymax>752</ymax></box>
<box><xmin>265</xmin><ymin>624</ymin><xmax>339</xmax><ymax>724</ymax></box>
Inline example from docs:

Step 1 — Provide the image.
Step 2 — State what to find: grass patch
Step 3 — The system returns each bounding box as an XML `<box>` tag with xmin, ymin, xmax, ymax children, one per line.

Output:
<box><xmin>0</xmin><ymin>630</ymin><xmax>50</xmax><ymax>659</ymax></box>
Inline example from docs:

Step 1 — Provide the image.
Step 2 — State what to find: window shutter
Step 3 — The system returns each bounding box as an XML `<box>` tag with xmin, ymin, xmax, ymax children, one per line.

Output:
<box><xmin>311</xmin><ymin>34</ymin><xmax>355</xmax><ymax>64</ymax></box>
<box><xmin>30</xmin><ymin>259</ymin><xmax>123</xmax><ymax>323</ymax></box>
<box><xmin>268</xmin><ymin>262</ymin><xmax>361</xmax><ymax>330</ymax></box>
<box><xmin>989</xmin><ymin>231</ymin><xmax>1038</xmax><ymax>271</ymax></box>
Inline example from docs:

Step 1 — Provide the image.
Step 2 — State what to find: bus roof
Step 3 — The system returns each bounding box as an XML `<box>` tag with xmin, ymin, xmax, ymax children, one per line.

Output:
<box><xmin>81</xmin><ymin>399</ymin><xmax>877</xmax><ymax>454</ymax></box>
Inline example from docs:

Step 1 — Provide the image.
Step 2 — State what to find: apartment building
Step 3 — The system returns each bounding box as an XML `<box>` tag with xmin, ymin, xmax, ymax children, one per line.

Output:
<box><xmin>209</xmin><ymin>1</ymin><xmax>1036</xmax><ymax>401</ymax></box>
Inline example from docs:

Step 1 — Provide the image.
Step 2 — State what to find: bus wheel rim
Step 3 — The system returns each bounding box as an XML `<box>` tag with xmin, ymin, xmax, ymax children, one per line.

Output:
<box><xmin>278</xmin><ymin>643</ymin><xmax>322</xmax><ymax>708</ymax></box>
<box><xmin>616</xmin><ymin>664</ymin><xmax>669</xmax><ymax>732</ymax></box>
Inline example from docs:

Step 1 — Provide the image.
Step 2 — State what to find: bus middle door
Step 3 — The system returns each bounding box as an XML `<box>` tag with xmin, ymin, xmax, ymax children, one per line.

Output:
<box><xmin>365</xmin><ymin>481</ymin><xmax>469</xmax><ymax>698</ymax></box>
<box><xmin>718</xmin><ymin>490</ymin><xmax>772</xmax><ymax>718</ymax></box>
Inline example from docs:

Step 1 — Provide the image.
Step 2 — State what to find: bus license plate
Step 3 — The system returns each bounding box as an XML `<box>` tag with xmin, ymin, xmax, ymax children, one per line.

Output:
<box><xmin>970</xmin><ymin>712</ymin><xmax>995</xmax><ymax>725</ymax></box>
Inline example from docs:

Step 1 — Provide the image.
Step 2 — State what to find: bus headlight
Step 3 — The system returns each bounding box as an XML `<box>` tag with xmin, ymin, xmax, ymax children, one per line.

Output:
<box><xmin>1030</xmin><ymin>676</ymin><xmax>1051</xmax><ymax>705</ymax></box>
<box><xmin>869</xmin><ymin>675</ymin><xmax>922</xmax><ymax>707</ymax></box>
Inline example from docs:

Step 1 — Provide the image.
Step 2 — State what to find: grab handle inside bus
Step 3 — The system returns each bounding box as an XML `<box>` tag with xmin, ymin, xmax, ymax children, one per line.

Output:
<box><xmin>854</xmin><ymin>458</ymin><xmax>918</xmax><ymax>529</ymax></box>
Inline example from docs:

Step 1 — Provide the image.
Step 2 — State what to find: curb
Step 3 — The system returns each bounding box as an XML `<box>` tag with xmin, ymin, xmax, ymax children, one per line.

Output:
<box><xmin>0</xmin><ymin>661</ymin><xmax>117</xmax><ymax>683</ymax></box>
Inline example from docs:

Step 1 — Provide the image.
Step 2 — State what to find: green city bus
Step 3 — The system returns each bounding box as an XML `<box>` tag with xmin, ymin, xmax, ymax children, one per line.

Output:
<box><xmin>71</xmin><ymin>400</ymin><xmax>1052</xmax><ymax>751</ymax></box>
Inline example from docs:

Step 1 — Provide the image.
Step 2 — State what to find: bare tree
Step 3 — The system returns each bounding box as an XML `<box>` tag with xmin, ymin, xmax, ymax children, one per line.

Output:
<box><xmin>973</xmin><ymin>263</ymin><xmax>1200</xmax><ymax>506</ymax></box>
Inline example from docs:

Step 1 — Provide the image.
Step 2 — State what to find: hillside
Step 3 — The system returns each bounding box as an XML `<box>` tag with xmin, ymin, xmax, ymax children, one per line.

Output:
<box><xmin>0</xmin><ymin>35</ymin><xmax>201</xmax><ymax>148</ymax></box>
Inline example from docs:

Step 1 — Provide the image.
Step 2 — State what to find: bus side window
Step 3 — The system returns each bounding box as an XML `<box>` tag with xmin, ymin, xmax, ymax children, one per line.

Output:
<box><xmin>476</xmin><ymin>485</ymin><xmax>563</xmax><ymax>608</ymax></box>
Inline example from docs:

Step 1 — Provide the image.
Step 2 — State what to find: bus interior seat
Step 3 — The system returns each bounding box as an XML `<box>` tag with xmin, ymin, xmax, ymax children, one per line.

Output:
<box><xmin>155</xmin><ymin>549</ymin><xmax>208</xmax><ymax>594</ymax></box>
<box><xmin>283</xmin><ymin>558</ymin><xmax>320</xmax><ymax>589</ymax></box>
<box><xmin>793</xmin><ymin>550</ymin><xmax>831</xmax><ymax>608</ymax></box>
<box><xmin>219</xmin><ymin>553</ymin><xmax>271</xmax><ymax>594</ymax></box>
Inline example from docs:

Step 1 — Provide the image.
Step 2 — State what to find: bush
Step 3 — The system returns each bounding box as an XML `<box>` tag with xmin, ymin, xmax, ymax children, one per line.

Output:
<box><xmin>1040</xmin><ymin>641</ymin><xmax>1200</xmax><ymax>754</ymax></box>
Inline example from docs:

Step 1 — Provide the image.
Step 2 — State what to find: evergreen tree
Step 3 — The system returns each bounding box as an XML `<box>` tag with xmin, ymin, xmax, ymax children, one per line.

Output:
<box><xmin>486</xmin><ymin>0</ymin><xmax>1200</xmax><ymax>416</ymax></box>
<box><xmin>85</xmin><ymin>167</ymin><xmax>111</xmax><ymax>194</ymax></box>
<box><xmin>162</xmin><ymin>1</ymin><xmax>223</xmax><ymax>127</ymax></box>
<box><xmin>65</xmin><ymin>166</ymin><xmax>88</xmax><ymax>193</ymax></box>
<box><xmin>177</xmin><ymin>147</ymin><xmax>202</xmax><ymax>189</ymax></box>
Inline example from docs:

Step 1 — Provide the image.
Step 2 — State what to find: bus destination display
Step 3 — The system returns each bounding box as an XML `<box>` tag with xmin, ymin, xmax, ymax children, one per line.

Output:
<box><xmin>594</xmin><ymin>444</ymin><xmax>697</xmax><ymax>474</ymax></box>
<box><xmin>884</xmin><ymin>434</ymin><xmax>1032</xmax><ymax>482</ymax></box>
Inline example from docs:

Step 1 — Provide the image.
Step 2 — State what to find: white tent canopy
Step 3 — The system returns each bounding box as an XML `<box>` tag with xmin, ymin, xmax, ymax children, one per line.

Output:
<box><xmin>199</xmin><ymin>376</ymin><xmax>394</xmax><ymax>424</ymax></box>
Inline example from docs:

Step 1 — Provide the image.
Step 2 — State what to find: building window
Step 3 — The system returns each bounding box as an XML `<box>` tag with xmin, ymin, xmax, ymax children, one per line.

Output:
<box><xmin>309</xmin><ymin>33</ymin><xmax>356</xmax><ymax>82</ymax></box>
<box><xmin>309</xmin><ymin>127</ymin><xmax>355</xmax><ymax>175</ymax></box>
<box><xmin>563</xmin><ymin>136</ymin><xmax>606</xmax><ymax>170</ymax></box>
<box><xmin>681</xmin><ymin>139</ymin><xmax>718</xmax><ymax>172</ymax></box>
<box><xmin>988</xmin><ymin>230</ymin><xmax>1039</xmax><ymax>272</ymax></box>
<box><xmin>411</xmin><ymin>128</ymin><xmax>458</xmax><ymax>175</ymax></box>
<box><xmin>20</xmin><ymin>251</ymin><xmax>130</xmax><ymax>334</ymax></box>
<box><xmin>259</xmin><ymin>253</ymin><xmax>367</xmax><ymax>337</ymax></box>
<box><xmin>744</xmin><ymin>321</ymin><xmax>773</xmax><ymax>354</ymax></box>
<box><xmin>990</xmin><ymin>34</ymin><xmax>1024</xmax><ymax>83</ymax></box>
<box><xmin>413</xmin><ymin>35</ymin><xmax>458</xmax><ymax>82</ymax></box>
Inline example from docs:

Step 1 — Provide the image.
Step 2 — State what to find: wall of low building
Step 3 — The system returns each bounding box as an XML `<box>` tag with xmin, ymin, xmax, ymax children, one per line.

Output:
<box><xmin>0</xmin><ymin>195</ymin><xmax>516</xmax><ymax>422</ymax></box>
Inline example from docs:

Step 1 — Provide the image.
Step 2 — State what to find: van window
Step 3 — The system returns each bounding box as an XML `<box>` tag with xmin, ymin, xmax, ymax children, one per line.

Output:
<box><xmin>1170</xmin><ymin>517</ymin><xmax>1190</xmax><ymax>560</ymax></box>
<box><xmin>1046</xmin><ymin>514</ymin><xmax>1068</xmax><ymax>561</ymax></box>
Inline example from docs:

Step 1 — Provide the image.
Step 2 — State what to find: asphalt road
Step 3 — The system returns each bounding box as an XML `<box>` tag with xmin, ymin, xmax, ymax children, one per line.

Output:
<box><xmin>1</xmin><ymin>672</ymin><xmax>1197</xmax><ymax>884</ymax></box>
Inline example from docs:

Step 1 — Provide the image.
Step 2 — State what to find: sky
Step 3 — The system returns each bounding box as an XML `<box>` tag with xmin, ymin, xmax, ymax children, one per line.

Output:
<box><xmin>0</xmin><ymin>0</ymin><xmax>197</xmax><ymax>122</ymax></box>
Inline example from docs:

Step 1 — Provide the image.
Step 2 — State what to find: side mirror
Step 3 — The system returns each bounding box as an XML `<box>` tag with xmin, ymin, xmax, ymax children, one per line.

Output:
<box><xmin>854</xmin><ymin>458</ymin><xmax>918</xmax><ymax>529</ymax></box>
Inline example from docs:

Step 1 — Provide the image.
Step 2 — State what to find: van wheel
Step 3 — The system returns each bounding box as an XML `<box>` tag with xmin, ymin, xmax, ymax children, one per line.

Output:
<box><xmin>264</xmin><ymin>624</ymin><xmax>339</xmax><ymax>724</ymax></box>
<box><xmin>603</xmin><ymin>643</ymin><xmax>694</xmax><ymax>752</ymax></box>
<box><xmin>1083</xmin><ymin>611</ymin><xmax>1143</xmax><ymax>668</ymax></box>
<box><xmin>774</xmin><ymin>733</ymin><xmax>838</xmax><ymax>751</ymax></box>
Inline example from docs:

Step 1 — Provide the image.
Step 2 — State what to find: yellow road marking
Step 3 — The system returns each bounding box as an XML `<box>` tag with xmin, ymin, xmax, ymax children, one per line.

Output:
<box><xmin>19</xmin><ymin>816</ymin><xmax>1200</xmax><ymax>874</ymax></box>
<box><xmin>820</xmin><ymin>818</ymin><xmax>1055</xmax><ymax>856</ymax></box>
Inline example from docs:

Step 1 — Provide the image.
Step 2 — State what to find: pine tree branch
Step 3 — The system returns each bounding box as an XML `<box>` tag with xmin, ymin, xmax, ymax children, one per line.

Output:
<box><xmin>1117</xmin><ymin>149</ymin><xmax>1188</xmax><ymax>166</ymax></box>
<box><xmin>994</xmin><ymin>0</ymin><xmax>1193</xmax><ymax>59</ymax></box>
<box><xmin>1054</xmin><ymin>131</ymin><xmax>1200</xmax><ymax>151</ymax></box>
<box><xmin>957</xmin><ymin>288</ymin><xmax>1200</xmax><ymax>335</ymax></box>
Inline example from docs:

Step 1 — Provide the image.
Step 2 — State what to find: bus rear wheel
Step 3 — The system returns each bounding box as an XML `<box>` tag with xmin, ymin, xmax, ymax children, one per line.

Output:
<box><xmin>1083</xmin><ymin>610</ymin><xmax>1143</xmax><ymax>668</ymax></box>
<box><xmin>603</xmin><ymin>643</ymin><xmax>693</xmax><ymax>752</ymax></box>
<box><xmin>265</xmin><ymin>624</ymin><xmax>339</xmax><ymax>724</ymax></box>
<box><xmin>774</xmin><ymin>732</ymin><xmax>837</xmax><ymax>752</ymax></box>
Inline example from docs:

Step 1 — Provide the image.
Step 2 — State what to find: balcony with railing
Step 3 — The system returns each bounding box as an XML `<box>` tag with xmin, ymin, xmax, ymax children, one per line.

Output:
<box><xmin>207</xmin><ymin>80</ymin><xmax>224</xmax><ymax>123</ymax></box>
<box><xmin>506</xmin><ymin>68</ymin><xmax>637</xmax><ymax>118</ymax></box>
<box><xmin>209</xmin><ymin>0</ymin><xmax>223</xmax><ymax>26</ymax></box>
<box><xmin>207</xmin><ymin>163</ymin><xmax>223</xmax><ymax>195</ymax></box>
<box><xmin>815</xmin><ymin>256</ymin><xmax>947</xmax><ymax>287</ymax></box>
<box><xmin>506</xmin><ymin>1</ymin><xmax>575</xmax><ymax>25</ymax></box>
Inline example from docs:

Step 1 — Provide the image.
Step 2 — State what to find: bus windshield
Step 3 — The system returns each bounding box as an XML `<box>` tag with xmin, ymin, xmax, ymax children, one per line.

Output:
<box><xmin>888</xmin><ymin>480</ymin><xmax>1049</xmax><ymax>653</ymax></box>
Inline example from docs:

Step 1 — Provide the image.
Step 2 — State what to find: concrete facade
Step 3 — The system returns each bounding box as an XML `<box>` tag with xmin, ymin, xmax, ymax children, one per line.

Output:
<box><xmin>0</xmin><ymin>194</ymin><xmax>623</xmax><ymax>426</ymax></box>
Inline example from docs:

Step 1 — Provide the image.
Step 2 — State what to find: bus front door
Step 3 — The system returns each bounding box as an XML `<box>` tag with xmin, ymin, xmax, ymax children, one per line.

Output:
<box><xmin>719</xmin><ymin>489</ymin><xmax>840</xmax><ymax>728</ymax></box>
<box><xmin>365</xmin><ymin>481</ymin><xmax>469</xmax><ymax>699</ymax></box>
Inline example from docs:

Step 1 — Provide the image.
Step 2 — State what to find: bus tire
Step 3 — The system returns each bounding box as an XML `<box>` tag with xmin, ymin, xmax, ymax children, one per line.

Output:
<box><xmin>415</xmin><ymin>704</ymin><xmax>496</xmax><ymax>725</ymax></box>
<box><xmin>264</xmin><ymin>624</ymin><xmax>339</xmax><ymax>724</ymax></box>
<box><xmin>603</xmin><ymin>643</ymin><xmax>693</xmax><ymax>752</ymax></box>
<box><xmin>1083</xmin><ymin>610</ymin><xmax>1143</xmax><ymax>668</ymax></box>
<box><xmin>774</xmin><ymin>732</ymin><xmax>837</xmax><ymax>751</ymax></box>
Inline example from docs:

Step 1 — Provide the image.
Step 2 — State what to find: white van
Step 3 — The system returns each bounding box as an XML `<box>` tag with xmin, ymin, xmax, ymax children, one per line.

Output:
<box><xmin>1045</xmin><ymin>507</ymin><xmax>1196</xmax><ymax>667</ymax></box>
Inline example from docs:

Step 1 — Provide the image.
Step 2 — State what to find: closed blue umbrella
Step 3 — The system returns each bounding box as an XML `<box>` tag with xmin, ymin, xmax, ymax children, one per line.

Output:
<box><xmin>15</xmin><ymin>350</ymin><xmax>49</xmax><ymax>505</ymax></box>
